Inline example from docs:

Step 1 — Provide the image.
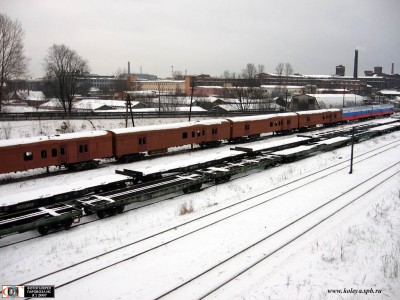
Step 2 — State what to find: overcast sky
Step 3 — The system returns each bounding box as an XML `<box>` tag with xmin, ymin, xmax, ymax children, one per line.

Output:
<box><xmin>2</xmin><ymin>0</ymin><xmax>400</xmax><ymax>79</ymax></box>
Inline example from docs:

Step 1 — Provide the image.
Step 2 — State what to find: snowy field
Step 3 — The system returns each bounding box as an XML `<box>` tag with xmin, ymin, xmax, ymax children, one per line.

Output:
<box><xmin>0</xmin><ymin>117</ymin><xmax>399</xmax><ymax>300</ymax></box>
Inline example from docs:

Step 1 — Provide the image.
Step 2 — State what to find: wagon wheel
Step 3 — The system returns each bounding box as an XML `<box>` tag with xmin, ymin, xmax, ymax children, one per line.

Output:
<box><xmin>116</xmin><ymin>205</ymin><xmax>125</xmax><ymax>214</ymax></box>
<box><xmin>83</xmin><ymin>207</ymin><xmax>94</xmax><ymax>216</ymax></box>
<box><xmin>96</xmin><ymin>210</ymin><xmax>107</xmax><ymax>219</ymax></box>
<box><xmin>38</xmin><ymin>225</ymin><xmax>50</xmax><ymax>235</ymax></box>
<box><xmin>62</xmin><ymin>219</ymin><xmax>73</xmax><ymax>229</ymax></box>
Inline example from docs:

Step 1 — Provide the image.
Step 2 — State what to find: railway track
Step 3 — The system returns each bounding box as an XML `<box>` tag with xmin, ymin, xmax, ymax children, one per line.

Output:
<box><xmin>2</xmin><ymin>119</ymin><xmax>399</xmax><ymax>240</ymax></box>
<box><xmin>15</xmin><ymin>141</ymin><xmax>399</xmax><ymax>297</ymax></box>
<box><xmin>160</xmin><ymin>164</ymin><xmax>400</xmax><ymax>299</ymax></box>
<box><xmin>0</xmin><ymin>117</ymin><xmax>395</xmax><ymax>185</ymax></box>
<box><xmin>1</xmin><ymin>136</ymin><xmax>399</xmax><ymax>249</ymax></box>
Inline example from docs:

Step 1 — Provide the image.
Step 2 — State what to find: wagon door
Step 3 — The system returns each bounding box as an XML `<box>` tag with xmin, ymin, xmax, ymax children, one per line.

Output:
<box><xmin>244</xmin><ymin>123</ymin><xmax>250</xmax><ymax>137</ymax></box>
<box><xmin>60</xmin><ymin>144</ymin><xmax>68</xmax><ymax>164</ymax></box>
<box><xmin>194</xmin><ymin>128</ymin><xmax>205</xmax><ymax>144</ymax></box>
<box><xmin>138</xmin><ymin>135</ymin><xmax>147</xmax><ymax>153</ymax></box>
<box><xmin>211</xmin><ymin>127</ymin><xmax>219</xmax><ymax>141</ymax></box>
<box><xmin>78</xmin><ymin>142</ymin><xmax>90</xmax><ymax>161</ymax></box>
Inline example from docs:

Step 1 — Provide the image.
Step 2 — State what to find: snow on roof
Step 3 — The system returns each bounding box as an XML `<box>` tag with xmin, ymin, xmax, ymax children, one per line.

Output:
<box><xmin>197</xmin><ymin>86</ymin><xmax>224</xmax><ymax>89</ymax></box>
<box><xmin>214</xmin><ymin>103</ymin><xmax>281</xmax><ymax>112</ymax></box>
<box><xmin>14</xmin><ymin>90</ymin><xmax>46</xmax><ymax>101</ymax></box>
<box><xmin>39</xmin><ymin>98</ymin><xmax>63</xmax><ymax>108</ymax></box>
<box><xmin>0</xmin><ymin>131</ymin><xmax>109</xmax><ymax>147</ymax></box>
<box><xmin>379</xmin><ymin>90</ymin><xmax>400</xmax><ymax>95</ymax></box>
<box><xmin>226</xmin><ymin>112</ymin><xmax>297</xmax><ymax>122</ymax></box>
<box><xmin>261</xmin><ymin>85</ymin><xmax>305</xmax><ymax>89</ymax></box>
<box><xmin>74</xmin><ymin>99</ymin><xmax>131</xmax><ymax>110</ymax></box>
<box><xmin>109</xmin><ymin>119</ymin><xmax>228</xmax><ymax>134</ymax></box>
<box><xmin>296</xmin><ymin>108</ymin><xmax>341</xmax><ymax>115</ymax></box>
<box><xmin>307</xmin><ymin>94</ymin><xmax>365</xmax><ymax>108</ymax></box>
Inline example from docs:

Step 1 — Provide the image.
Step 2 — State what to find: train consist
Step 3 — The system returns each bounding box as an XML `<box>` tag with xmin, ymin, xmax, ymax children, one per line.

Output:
<box><xmin>0</xmin><ymin>104</ymin><xmax>395</xmax><ymax>175</ymax></box>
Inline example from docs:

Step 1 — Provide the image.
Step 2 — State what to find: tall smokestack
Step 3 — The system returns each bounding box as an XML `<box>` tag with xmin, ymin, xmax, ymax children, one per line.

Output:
<box><xmin>392</xmin><ymin>63</ymin><xmax>394</xmax><ymax>75</ymax></box>
<box><xmin>353</xmin><ymin>50</ymin><xmax>358</xmax><ymax>79</ymax></box>
<box><xmin>128</xmin><ymin>61</ymin><xmax>131</xmax><ymax>75</ymax></box>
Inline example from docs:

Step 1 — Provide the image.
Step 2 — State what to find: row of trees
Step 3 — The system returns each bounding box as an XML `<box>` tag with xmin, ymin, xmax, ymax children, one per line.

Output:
<box><xmin>220</xmin><ymin>62</ymin><xmax>294</xmax><ymax>111</ymax></box>
<box><xmin>1</xmin><ymin>12</ymin><xmax>294</xmax><ymax>114</ymax></box>
<box><xmin>0</xmin><ymin>13</ymin><xmax>89</xmax><ymax>113</ymax></box>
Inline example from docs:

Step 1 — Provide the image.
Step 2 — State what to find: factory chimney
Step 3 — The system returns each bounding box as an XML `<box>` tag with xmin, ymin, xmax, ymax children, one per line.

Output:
<box><xmin>128</xmin><ymin>61</ymin><xmax>131</xmax><ymax>75</ymax></box>
<box><xmin>353</xmin><ymin>50</ymin><xmax>358</xmax><ymax>79</ymax></box>
<box><xmin>392</xmin><ymin>63</ymin><xmax>394</xmax><ymax>75</ymax></box>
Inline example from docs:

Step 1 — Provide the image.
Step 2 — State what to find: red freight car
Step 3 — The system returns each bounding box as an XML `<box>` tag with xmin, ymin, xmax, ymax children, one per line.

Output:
<box><xmin>110</xmin><ymin>119</ymin><xmax>230</xmax><ymax>162</ymax></box>
<box><xmin>226</xmin><ymin>113</ymin><xmax>299</xmax><ymax>142</ymax></box>
<box><xmin>296</xmin><ymin>109</ymin><xmax>342</xmax><ymax>128</ymax></box>
<box><xmin>0</xmin><ymin>131</ymin><xmax>113</xmax><ymax>173</ymax></box>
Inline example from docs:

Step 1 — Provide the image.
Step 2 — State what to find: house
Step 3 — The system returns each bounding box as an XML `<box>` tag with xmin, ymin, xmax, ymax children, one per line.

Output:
<box><xmin>73</xmin><ymin>99</ymin><xmax>147</xmax><ymax>112</ymax></box>
<box><xmin>9</xmin><ymin>90</ymin><xmax>47</xmax><ymax>107</ymax></box>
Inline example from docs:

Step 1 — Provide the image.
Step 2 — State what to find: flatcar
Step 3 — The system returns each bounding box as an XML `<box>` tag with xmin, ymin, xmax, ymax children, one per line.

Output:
<box><xmin>0</xmin><ymin>131</ymin><xmax>113</xmax><ymax>173</ymax></box>
<box><xmin>109</xmin><ymin>119</ymin><xmax>231</xmax><ymax>163</ymax></box>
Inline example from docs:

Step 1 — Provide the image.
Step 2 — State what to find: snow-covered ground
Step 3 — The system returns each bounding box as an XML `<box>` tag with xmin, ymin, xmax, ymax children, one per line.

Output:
<box><xmin>0</xmin><ymin>117</ymin><xmax>399</xmax><ymax>299</ymax></box>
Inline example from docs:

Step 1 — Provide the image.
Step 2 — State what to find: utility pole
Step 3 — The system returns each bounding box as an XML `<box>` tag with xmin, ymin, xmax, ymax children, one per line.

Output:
<box><xmin>349</xmin><ymin>127</ymin><xmax>355</xmax><ymax>174</ymax></box>
<box><xmin>189</xmin><ymin>77</ymin><xmax>195</xmax><ymax>122</ymax></box>
<box><xmin>285</xmin><ymin>90</ymin><xmax>289</xmax><ymax>111</ymax></box>
<box><xmin>158</xmin><ymin>82</ymin><xmax>161</xmax><ymax>117</ymax></box>
<box><xmin>125</xmin><ymin>93</ymin><xmax>135</xmax><ymax>127</ymax></box>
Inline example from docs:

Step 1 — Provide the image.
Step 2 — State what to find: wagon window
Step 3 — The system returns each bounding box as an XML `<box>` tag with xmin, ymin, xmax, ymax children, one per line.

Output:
<box><xmin>197</xmin><ymin>131</ymin><xmax>201</xmax><ymax>137</ymax></box>
<box><xmin>270</xmin><ymin>122</ymin><xmax>273</xmax><ymax>127</ymax></box>
<box><xmin>41</xmin><ymin>150</ymin><xmax>47</xmax><ymax>159</ymax></box>
<box><xmin>79</xmin><ymin>145</ymin><xmax>83</xmax><ymax>153</ymax></box>
<box><xmin>182</xmin><ymin>132</ymin><xmax>188</xmax><ymax>139</ymax></box>
<box><xmin>60</xmin><ymin>147</ymin><xmax>65</xmax><ymax>155</ymax></box>
<box><xmin>287</xmin><ymin>120</ymin><xmax>291</xmax><ymax>125</ymax></box>
<box><xmin>143</xmin><ymin>137</ymin><xmax>146</xmax><ymax>144</ymax></box>
<box><xmin>323</xmin><ymin>115</ymin><xmax>325</xmax><ymax>119</ymax></box>
<box><xmin>84</xmin><ymin>144</ymin><xmax>88</xmax><ymax>152</ymax></box>
<box><xmin>202</xmin><ymin>130</ymin><xmax>205</xmax><ymax>136</ymax></box>
<box><xmin>192</xmin><ymin>131</ymin><xmax>195</xmax><ymax>138</ymax></box>
<box><xmin>52</xmin><ymin>148</ymin><xmax>57</xmax><ymax>157</ymax></box>
<box><xmin>24</xmin><ymin>152</ymin><xmax>33</xmax><ymax>161</ymax></box>
<box><xmin>245</xmin><ymin>124</ymin><xmax>250</xmax><ymax>130</ymax></box>
<box><xmin>307</xmin><ymin>117</ymin><xmax>310</xmax><ymax>122</ymax></box>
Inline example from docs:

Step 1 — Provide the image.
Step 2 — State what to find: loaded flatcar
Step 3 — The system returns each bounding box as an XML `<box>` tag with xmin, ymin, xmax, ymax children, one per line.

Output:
<box><xmin>0</xmin><ymin>131</ymin><xmax>113</xmax><ymax>173</ymax></box>
<box><xmin>109</xmin><ymin>119</ymin><xmax>230</xmax><ymax>162</ymax></box>
<box><xmin>226</xmin><ymin>113</ymin><xmax>299</xmax><ymax>142</ymax></box>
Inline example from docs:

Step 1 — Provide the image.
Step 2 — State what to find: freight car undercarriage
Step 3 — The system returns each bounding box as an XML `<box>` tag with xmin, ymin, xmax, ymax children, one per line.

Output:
<box><xmin>1</xmin><ymin>119</ymin><xmax>400</xmax><ymax>238</ymax></box>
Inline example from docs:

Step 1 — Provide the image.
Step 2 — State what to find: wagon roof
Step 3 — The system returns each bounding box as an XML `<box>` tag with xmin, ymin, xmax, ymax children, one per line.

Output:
<box><xmin>109</xmin><ymin>119</ymin><xmax>229</xmax><ymax>134</ymax></box>
<box><xmin>0</xmin><ymin>130</ymin><xmax>109</xmax><ymax>147</ymax></box>
<box><xmin>296</xmin><ymin>109</ymin><xmax>341</xmax><ymax>115</ymax></box>
<box><xmin>225</xmin><ymin>113</ymin><xmax>297</xmax><ymax>122</ymax></box>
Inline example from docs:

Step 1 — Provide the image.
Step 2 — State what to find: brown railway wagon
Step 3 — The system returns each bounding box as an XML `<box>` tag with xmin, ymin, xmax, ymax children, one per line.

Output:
<box><xmin>226</xmin><ymin>113</ymin><xmax>299</xmax><ymax>141</ymax></box>
<box><xmin>0</xmin><ymin>131</ymin><xmax>113</xmax><ymax>174</ymax></box>
<box><xmin>109</xmin><ymin>119</ymin><xmax>231</xmax><ymax>161</ymax></box>
<box><xmin>296</xmin><ymin>109</ymin><xmax>342</xmax><ymax>128</ymax></box>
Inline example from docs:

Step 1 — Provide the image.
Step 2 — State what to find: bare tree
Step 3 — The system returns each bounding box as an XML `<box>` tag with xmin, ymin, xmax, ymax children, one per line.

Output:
<box><xmin>257</xmin><ymin>64</ymin><xmax>265</xmax><ymax>75</ymax></box>
<box><xmin>44</xmin><ymin>44</ymin><xmax>89</xmax><ymax>114</ymax></box>
<box><xmin>275</xmin><ymin>63</ymin><xmax>284</xmax><ymax>76</ymax></box>
<box><xmin>0</xmin><ymin>13</ymin><xmax>29</xmax><ymax>112</ymax></box>
<box><xmin>284</xmin><ymin>63</ymin><xmax>294</xmax><ymax>76</ymax></box>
